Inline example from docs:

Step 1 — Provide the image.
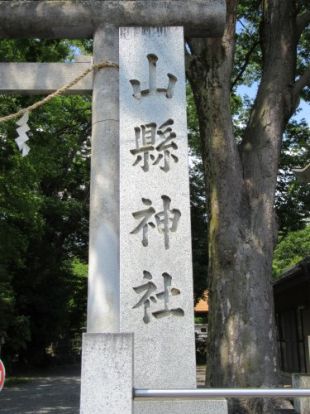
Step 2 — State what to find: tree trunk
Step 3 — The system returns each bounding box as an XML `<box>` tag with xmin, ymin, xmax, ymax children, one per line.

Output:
<box><xmin>187</xmin><ymin>0</ymin><xmax>299</xmax><ymax>412</ymax></box>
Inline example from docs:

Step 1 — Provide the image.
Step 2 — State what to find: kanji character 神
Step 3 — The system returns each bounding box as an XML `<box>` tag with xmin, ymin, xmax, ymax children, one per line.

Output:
<box><xmin>130</xmin><ymin>195</ymin><xmax>181</xmax><ymax>249</ymax></box>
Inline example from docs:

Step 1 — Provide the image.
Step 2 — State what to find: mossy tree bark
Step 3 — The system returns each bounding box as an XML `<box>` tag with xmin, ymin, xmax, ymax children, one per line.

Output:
<box><xmin>187</xmin><ymin>1</ymin><xmax>309</xmax><ymax>412</ymax></box>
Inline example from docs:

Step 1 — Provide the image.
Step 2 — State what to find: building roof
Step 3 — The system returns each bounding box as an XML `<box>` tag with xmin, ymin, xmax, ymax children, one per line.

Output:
<box><xmin>273</xmin><ymin>257</ymin><xmax>310</xmax><ymax>312</ymax></box>
<box><xmin>273</xmin><ymin>256</ymin><xmax>310</xmax><ymax>292</ymax></box>
<box><xmin>194</xmin><ymin>291</ymin><xmax>209</xmax><ymax>313</ymax></box>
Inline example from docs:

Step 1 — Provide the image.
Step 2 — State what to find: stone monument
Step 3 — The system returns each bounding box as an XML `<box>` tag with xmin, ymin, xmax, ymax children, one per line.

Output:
<box><xmin>0</xmin><ymin>1</ymin><xmax>227</xmax><ymax>413</ymax></box>
<box><xmin>120</xmin><ymin>26</ymin><xmax>198</xmax><ymax>414</ymax></box>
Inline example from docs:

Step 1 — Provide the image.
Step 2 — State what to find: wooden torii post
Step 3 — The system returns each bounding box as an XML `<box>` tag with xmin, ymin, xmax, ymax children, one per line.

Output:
<box><xmin>0</xmin><ymin>2</ymin><xmax>226</xmax><ymax>413</ymax></box>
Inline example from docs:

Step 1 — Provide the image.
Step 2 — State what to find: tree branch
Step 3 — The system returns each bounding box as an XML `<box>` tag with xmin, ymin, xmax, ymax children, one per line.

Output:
<box><xmin>185</xmin><ymin>39</ymin><xmax>205</xmax><ymax>74</ymax></box>
<box><xmin>289</xmin><ymin>65</ymin><xmax>310</xmax><ymax>116</ymax></box>
<box><xmin>293</xmin><ymin>65</ymin><xmax>310</xmax><ymax>97</ymax></box>
<box><xmin>231</xmin><ymin>40</ymin><xmax>260</xmax><ymax>89</ymax></box>
<box><xmin>296</xmin><ymin>10</ymin><xmax>310</xmax><ymax>40</ymax></box>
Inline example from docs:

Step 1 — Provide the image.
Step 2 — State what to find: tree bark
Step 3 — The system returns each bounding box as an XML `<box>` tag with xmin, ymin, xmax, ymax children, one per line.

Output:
<box><xmin>187</xmin><ymin>0</ymin><xmax>301</xmax><ymax>412</ymax></box>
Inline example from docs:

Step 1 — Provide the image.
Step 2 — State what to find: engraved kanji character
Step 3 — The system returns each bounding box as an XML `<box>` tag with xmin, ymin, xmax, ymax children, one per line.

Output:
<box><xmin>129</xmin><ymin>54</ymin><xmax>177</xmax><ymax>100</ymax></box>
<box><xmin>153</xmin><ymin>119</ymin><xmax>178</xmax><ymax>172</ymax></box>
<box><xmin>155</xmin><ymin>195</ymin><xmax>181</xmax><ymax>249</ymax></box>
<box><xmin>152</xmin><ymin>272</ymin><xmax>184</xmax><ymax>319</ymax></box>
<box><xmin>130</xmin><ymin>198</ymin><xmax>155</xmax><ymax>246</ymax></box>
<box><xmin>130</xmin><ymin>122</ymin><xmax>156</xmax><ymax>172</ymax></box>
<box><xmin>130</xmin><ymin>196</ymin><xmax>181</xmax><ymax>249</ymax></box>
<box><xmin>132</xmin><ymin>271</ymin><xmax>157</xmax><ymax>324</ymax></box>
<box><xmin>133</xmin><ymin>271</ymin><xmax>184</xmax><ymax>324</ymax></box>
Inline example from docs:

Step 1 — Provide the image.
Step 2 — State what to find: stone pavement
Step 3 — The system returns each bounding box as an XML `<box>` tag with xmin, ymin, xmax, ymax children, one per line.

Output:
<box><xmin>1</xmin><ymin>366</ymin><xmax>206</xmax><ymax>413</ymax></box>
<box><xmin>0</xmin><ymin>376</ymin><xmax>80</xmax><ymax>414</ymax></box>
<box><xmin>0</xmin><ymin>366</ymin><xmax>297</xmax><ymax>414</ymax></box>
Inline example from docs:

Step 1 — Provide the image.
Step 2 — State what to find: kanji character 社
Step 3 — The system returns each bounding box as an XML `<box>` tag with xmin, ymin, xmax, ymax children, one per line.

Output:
<box><xmin>133</xmin><ymin>271</ymin><xmax>184</xmax><ymax>324</ymax></box>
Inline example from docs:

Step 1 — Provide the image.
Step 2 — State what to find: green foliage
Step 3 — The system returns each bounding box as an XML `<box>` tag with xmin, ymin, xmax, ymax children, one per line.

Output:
<box><xmin>187</xmin><ymin>85</ymin><xmax>208</xmax><ymax>302</ymax></box>
<box><xmin>194</xmin><ymin>316</ymin><xmax>207</xmax><ymax>324</ymax></box>
<box><xmin>0</xmin><ymin>39</ymin><xmax>90</xmax><ymax>367</ymax></box>
<box><xmin>0</xmin><ymin>39</ymin><xmax>74</xmax><ymax>63</ymax></box>
<box><xmin>276</xmin><ymin>120</ymin><xmax>310</xmax><ymax>234</ymax></box>
<box><xmin>190</xmin><ymin>158</ymin><xmax>209</xmax><ymax>303</ymax></box>
<box><xmin>233</xmin><ymin>2</ymin><xmax>262</xmax><ymax>89</ymax></box>
<box><xmin>273</xmin><ymin>227</ymin><xmax>310</xmax><ymax>277</ymax></box>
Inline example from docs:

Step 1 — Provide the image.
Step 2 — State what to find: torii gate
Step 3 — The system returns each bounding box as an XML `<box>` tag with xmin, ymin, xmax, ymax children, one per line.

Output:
<box><xmin>0</xmin><ymin>1</ymin><xmax>226</xmax><ymax>413</ymax></box>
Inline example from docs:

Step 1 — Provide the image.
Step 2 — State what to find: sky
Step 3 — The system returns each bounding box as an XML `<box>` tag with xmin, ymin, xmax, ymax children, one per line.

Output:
<box><xmin>237</xmin><ymin>84</ymin><xmax>310</xmax><ymax>127</ymax></box>
<box><xmin>235</xmin><ymin>19</ymin><xmax>309</xmax><ymax>127</ymax></box>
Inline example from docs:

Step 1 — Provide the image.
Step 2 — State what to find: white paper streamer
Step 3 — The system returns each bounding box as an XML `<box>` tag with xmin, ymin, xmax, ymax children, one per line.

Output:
<box><xmin>15</xmin><ymin>111</ymin><xmax>30</xmax><ymax>157</ymax></box>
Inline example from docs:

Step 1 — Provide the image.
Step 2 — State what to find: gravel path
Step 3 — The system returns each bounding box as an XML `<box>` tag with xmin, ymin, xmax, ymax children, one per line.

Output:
<box><xmin>0</xmin><ymin>376</ymin><xmax>80</xmax><ymax>414</ymax></box>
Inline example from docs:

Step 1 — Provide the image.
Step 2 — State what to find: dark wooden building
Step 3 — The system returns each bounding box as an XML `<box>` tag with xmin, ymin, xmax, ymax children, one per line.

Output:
<box><xmin>274</xmin><ymin>257</ymin><xmax>310</xmax><ymax>373</ymax></box>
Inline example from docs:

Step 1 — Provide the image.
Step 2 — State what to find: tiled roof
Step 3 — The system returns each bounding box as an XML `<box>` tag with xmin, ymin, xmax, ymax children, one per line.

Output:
<box><xmin>195</xmin><ymin>291</ymin><xmax>209</xmax><ymax>313</ymax></box>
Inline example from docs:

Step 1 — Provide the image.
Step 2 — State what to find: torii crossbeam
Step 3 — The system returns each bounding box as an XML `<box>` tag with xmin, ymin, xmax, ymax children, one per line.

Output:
<box><xmin>0</xmin><ymin>1</ymin><xmax>224</xmax><ymax>38</ymax></box>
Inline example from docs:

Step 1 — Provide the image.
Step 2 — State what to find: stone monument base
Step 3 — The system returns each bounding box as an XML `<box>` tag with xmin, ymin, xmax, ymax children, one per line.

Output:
<box><xmin>79</xmin><ymin>332</ymin><xmax>227</xmax><ymax>414</ymax></box>
<box><xmin>80</xmin><ymin>333</ymin><xmax>133</xmax><ymax>414</ymax></box>
<box><xmin>135</xmin><ymin>400</ymin><xmax>228</xmax><ymax>414</ymax></box>
<box><xmin>292</xmin><ymin>373</ymin><xmax>310</xmax><ymax>414</ymax></box>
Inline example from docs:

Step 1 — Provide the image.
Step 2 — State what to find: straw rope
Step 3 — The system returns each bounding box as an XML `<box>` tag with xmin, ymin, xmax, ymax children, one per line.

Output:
<box><xmin>0</xmin><ymin>60</ymin><xmax>119</xmax><ymax>123</ymax></box>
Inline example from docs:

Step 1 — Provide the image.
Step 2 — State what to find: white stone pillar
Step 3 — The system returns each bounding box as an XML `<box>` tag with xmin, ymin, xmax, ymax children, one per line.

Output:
<box><xmin>119</xmin><ymin>26</ymin><xmax>227</xmax><ymax>414</ymax></box>
<box><xmin>119</xmin><ymin>26</ymin><xmax>196</xmax><ymax>390</ymax></box>
<box><xmin>87</xmin><ymin>25</ymin><xmax>120</xmax><ymax>333</ymax></box>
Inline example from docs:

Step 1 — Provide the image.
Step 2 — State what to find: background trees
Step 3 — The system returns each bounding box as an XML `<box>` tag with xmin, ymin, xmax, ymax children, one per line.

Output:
<box><xmin>0</xmin><ymin>39</ymin><xmax>90</xmax><ymax>367</ymax></box>
<box><xmin>272</xmin><ymin>227</ymin><xmax>310</xmax><ymax>277</ymax></box>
